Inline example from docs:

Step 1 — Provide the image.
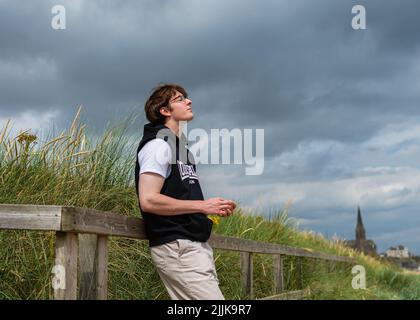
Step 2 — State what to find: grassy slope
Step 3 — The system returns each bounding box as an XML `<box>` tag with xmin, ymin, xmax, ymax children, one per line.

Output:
<box><xmin>0</xmin><ymin>114</ymin><xmax>419</xmax><ymax>300</ymax></box>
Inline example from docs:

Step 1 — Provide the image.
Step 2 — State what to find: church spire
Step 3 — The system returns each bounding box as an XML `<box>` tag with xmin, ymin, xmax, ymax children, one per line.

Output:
<box><xmin>355</xmin><ymin>205</ymin><xmax>366</xmax><ymax>250</ymax></box>
<box><xmin>357</xmin><ymin>206</ymin><xmax>364</xmax><ymax>227</ymax></box>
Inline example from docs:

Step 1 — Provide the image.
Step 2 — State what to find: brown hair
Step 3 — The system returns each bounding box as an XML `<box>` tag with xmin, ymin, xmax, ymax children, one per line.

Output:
<box><xmin>144</xmin><ymin>83</ymin><xmax>188</xmax><ymax>125</ymax></box>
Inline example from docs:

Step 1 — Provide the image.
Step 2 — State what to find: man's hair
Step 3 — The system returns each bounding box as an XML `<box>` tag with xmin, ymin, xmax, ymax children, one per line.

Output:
<box><xmin>144</xmin><ymin>83</ymin><xmax>188</xmax><ymax>125</ymax></box>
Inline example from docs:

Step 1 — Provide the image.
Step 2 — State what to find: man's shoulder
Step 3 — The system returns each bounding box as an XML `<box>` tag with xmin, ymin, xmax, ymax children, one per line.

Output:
<box><xmin>138</xmin><ymin>138</ymin><xmax>173</xmax><ymax>167</ymax></box>
<box><xmin>141</xmin><ymin>138</ymin><xmax>171</xmax><ymax>153</ymax></box>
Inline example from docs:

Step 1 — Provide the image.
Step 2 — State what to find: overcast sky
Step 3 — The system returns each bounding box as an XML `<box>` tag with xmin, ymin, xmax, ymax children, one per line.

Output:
<box><xmin>1</xmin><ymin>0</ymin><xmax>420</xmax><ymax>254</ymax></box>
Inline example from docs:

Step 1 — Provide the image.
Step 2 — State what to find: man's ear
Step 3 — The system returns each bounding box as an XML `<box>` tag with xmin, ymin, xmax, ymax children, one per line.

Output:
<box><xmin>159</xmin><ymin>107</ymin><xmax>171</xmax><ymax>117</ymax></box>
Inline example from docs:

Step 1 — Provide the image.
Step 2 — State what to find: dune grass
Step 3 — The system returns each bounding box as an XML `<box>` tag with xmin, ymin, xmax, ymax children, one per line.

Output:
<box><xmin>0</xmin><ymin>111</ymin><xmax>419</xmax><ymax>300</ymax></box>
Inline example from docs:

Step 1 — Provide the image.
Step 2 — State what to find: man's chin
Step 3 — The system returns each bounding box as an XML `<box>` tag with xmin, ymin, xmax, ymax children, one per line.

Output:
<box><xmin>177</xmin><ymin>115</ymin><xmax>194</xmax><ymax>122</ymax></box>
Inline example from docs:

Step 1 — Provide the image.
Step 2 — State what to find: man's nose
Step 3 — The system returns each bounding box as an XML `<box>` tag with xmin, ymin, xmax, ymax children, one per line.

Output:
<box><xmin>186</xmin><ymin>98</ymin><xmax>192</xmax><ymax>105</ymax></box>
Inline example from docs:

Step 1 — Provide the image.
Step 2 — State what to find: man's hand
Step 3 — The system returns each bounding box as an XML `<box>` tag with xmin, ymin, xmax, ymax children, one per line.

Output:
<box><xmin>201</xmin><ymin>198</ymin><xmax>237</xmax><ymax>217</ymax></box>
<box><xmin>139</xmin><ymin>172</ymin><xmax>237</xmax><ymax>217</ymax></box>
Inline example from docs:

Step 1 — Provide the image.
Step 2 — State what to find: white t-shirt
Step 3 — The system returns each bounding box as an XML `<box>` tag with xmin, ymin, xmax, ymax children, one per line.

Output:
<box><xmin>138</xmin><ymin>139</ymin><xmax>172</xmax><ymax>179</ymax></box>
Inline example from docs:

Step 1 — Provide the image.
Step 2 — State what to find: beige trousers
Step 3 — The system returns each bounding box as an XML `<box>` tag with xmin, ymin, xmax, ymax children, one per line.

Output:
<box><xmin>150</xmin><ymin>239</ymin><xmax>225</xmax><ymax>300</ymax></box>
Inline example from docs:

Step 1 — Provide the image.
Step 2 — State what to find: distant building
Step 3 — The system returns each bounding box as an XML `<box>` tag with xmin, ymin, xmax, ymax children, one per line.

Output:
<box><xmin>383</xmin><ymin>245</ymin><xmax>419</xmax><ymax>270</ymax></box>
<box><xmin>344</xmin><ymin>206</ymin><xmax>377</xmax><ymax>255</ymax></box>
<box><xmin>385</xmin><ymin>245</ymin><xmax>410</xmax><ymax>258</ymax></box>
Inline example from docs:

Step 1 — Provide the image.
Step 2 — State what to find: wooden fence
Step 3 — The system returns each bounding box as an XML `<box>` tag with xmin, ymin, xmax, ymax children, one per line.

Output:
<box><xmin>0</xmin><ymin>204</ymin><xmax>357</xmax><ymax>300</ymax></box>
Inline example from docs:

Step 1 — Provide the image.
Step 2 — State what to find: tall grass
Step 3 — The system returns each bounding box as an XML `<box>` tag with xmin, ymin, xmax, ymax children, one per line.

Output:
<box><xmin>0</xmin><ymin>111</ymin><xmax>419</xmax><ymax>299</ymax></box>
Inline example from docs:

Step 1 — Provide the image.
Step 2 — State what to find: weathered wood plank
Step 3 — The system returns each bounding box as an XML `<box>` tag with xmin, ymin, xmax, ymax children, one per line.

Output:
<box><xmin>259</xmin><ymin>288</ymin><xmax>311</xmax><ymax>300</ymax></box>
<box><xmin>0</xmin><ymin>204</ymin><xmax>356</xmax><ymax>267</ymax></box>
<box><xmin>54</xmin><ymin>232</ymin><xmax>78</xmax><ymax>300</ymax></box>
<box><xmin>273</xmin><ymin>254</ymin><xmax>284</xmax><ymax>294</ymax></box>
<box><xmin>209</xmin><ymin>234</ymin><xmax>355</xmax><ymax>263</ymax></box>
<box><xmin>311</xmin><ymin>258</ymin><xmax>318</xmax><ymax>275</ymax></box>
<box><xmin>78</xmin><ymin>234</ymin><xmax>108</xmax><ymax>300</ymax></box>
<box><xmin>327</xmin><ymin>260</ymin><xmax>336</xmax><ymax>273</ymax></box>
<box><xmin>96</xmin><ymin>235</ymin><xmax>108</xmax><ymax>300</ymax></box>
<box><xmin>61</xmin><ymin>207</ymin><xmax>146</xmax><ymax>239</ymax></box>
<box><xmin>297</xmin><ymin>257</ymin><xmax>303</xmax><ymax>289</ymax></box>
<box><xmin>0</xmin><ymin>204</ymin><xmax>62</xmax><ymax>231</ymax></box>
<box><xmin>78</xmin><ymin>234</ymin><xmax>98</xmax><ymax>300</ymax></box>
<box><xmin>240</xmin><ymin>252</ymin><xmax>254</xmax><ymax>299</ymax></box>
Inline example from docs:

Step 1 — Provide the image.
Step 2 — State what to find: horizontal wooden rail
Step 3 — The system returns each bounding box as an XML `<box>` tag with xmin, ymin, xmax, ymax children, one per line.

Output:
<box><xmin>0</xmin><ymin>204</ymin><xmax>62</xmax><ymax>231</ymax></box>
<box><xmin>258</xmin><ymin>288</ymin><xmax>311</xmax><ymax>300</ymax></box>
<box><xmin>0</xmin><ymin>204</ymin><xmax>357</xmax><ymax>300</ymax></box>
<box><xmin>0</xmin><ymin>204</ymin><xmax>146</xmax><ymax>238</ymax></box>
<box><xmin>0</xmin><ymin>204</ymin><xmax>356</xmax><ymax>263</ymax></box>
<box><xmin>208</xmin><ymin>234</ymin><xmax>355</xmax><ymax>263</ymax></box>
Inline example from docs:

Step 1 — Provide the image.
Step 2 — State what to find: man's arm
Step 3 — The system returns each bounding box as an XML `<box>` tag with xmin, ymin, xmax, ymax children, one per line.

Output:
<box><xmin>139</xmin><ymin>172</ymin><xmax>236</xmax><ymax>216</ymax></box>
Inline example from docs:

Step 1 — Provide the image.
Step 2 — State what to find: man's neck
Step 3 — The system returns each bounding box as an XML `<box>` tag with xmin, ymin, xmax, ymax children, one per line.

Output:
<box><xmin>164</xmin><ymin>119</ymin><xmax>184</xmax><ymax>137</ymax></box>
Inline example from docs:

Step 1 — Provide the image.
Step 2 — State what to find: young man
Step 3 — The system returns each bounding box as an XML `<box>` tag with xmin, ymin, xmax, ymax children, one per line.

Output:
<box><xmin>135</xmin><ymin>84</ymin><xmax>236</xmax><ymax>300</ymax></box>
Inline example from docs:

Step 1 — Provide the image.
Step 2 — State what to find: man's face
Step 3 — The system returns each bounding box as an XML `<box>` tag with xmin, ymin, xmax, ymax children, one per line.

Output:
<box><xmin>163</xmin><ymin>90</ymin><xmax>194</xmax><ymax>122</ymax></box>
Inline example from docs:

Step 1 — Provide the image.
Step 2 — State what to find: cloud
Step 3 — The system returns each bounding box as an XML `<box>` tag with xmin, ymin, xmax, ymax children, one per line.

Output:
<box><xmin>0</xmin><ymin>109</ymin><xmax>61</xmax><ymax>137</ymax></box>
<box><xmin>199</xmin><ymin>120</ymin><xmax>420</xmax><ymax>253</ymax></box>
<box><xmin>1</xmin><ymin>0</ymin><xmax>420</xmax><ymax>253</ymax></box>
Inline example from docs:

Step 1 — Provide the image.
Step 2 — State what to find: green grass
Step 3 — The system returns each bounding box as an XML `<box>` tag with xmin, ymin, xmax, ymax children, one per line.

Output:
<box><xmin>0</xmin><ymin>110</ymin><xmax>419</xmax><ymax>300</ymax></box>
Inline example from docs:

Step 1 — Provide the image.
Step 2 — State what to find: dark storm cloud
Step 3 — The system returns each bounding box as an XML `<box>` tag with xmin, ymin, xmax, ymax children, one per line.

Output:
<box><xmin>1</xmin><ymin>0</ymin><xmax>420</xmax><ymax>138</ymax></box>
<box><xmin>1</xmin><ymin>0</ymin><xmax>420</xmax><ymax>253</ymax></box>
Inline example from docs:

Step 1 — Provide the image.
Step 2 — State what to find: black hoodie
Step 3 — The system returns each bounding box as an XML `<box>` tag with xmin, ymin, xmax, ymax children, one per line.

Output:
<box><xmin>135</xmin><ymin>123</ymin><xmax>213</xmax><ymax>247</ymax></box>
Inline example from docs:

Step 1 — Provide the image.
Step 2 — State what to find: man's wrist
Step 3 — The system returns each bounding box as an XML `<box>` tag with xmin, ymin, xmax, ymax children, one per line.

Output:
<box><xmin>194</xmin><ymin>200</ymin><xmax>205</xmax><ymax>214</ymax></box>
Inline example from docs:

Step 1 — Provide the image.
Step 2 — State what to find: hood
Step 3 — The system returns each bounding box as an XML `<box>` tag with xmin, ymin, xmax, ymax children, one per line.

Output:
<box><xmin>141</xmin><ymin>122</ymin><xmax>188</xmax><ymax>146</ymax></box>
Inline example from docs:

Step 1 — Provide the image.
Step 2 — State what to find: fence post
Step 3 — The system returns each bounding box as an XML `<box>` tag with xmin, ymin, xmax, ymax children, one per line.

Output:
<box><xmin>54</xmin><ymin>232</ymin><xmax>78</xmax><ymax>300</ymax></box>
<box><xmin>78</xmin><ymin>234</ymin><xmax>97</xmax><ymax>299</ymax></box>
<box><xmin>297</xmin><ymin>257</ymin><xmax>303</xmax><ymax>289</ymax></box>
<box><xmin>312</xmin><ymin>258</ymin><xmax>318</xmax><ymax>275</ymax></box>
<box><xmin>78</xmin><ymin>233</ymin><xmax>108</xmax><ymax>300</ymax></box>
<box><xmin>96</xmin><ymin>235</ymin><xmax>108</xmax><ymax>300</ymax></box>
<box><xmin>240</xmin><ymin>252</ymin><xmax>254</xmax><ymax>298</ymax></box>
<box><xmin>327</xmin><ymin>260</ymin><xmax>335</xmax><ymax>273</ymax></box>
<box><xmin>273</xmin><ymin>254</ymin><xmax>284</xmax><ymax>294</ymax></box>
